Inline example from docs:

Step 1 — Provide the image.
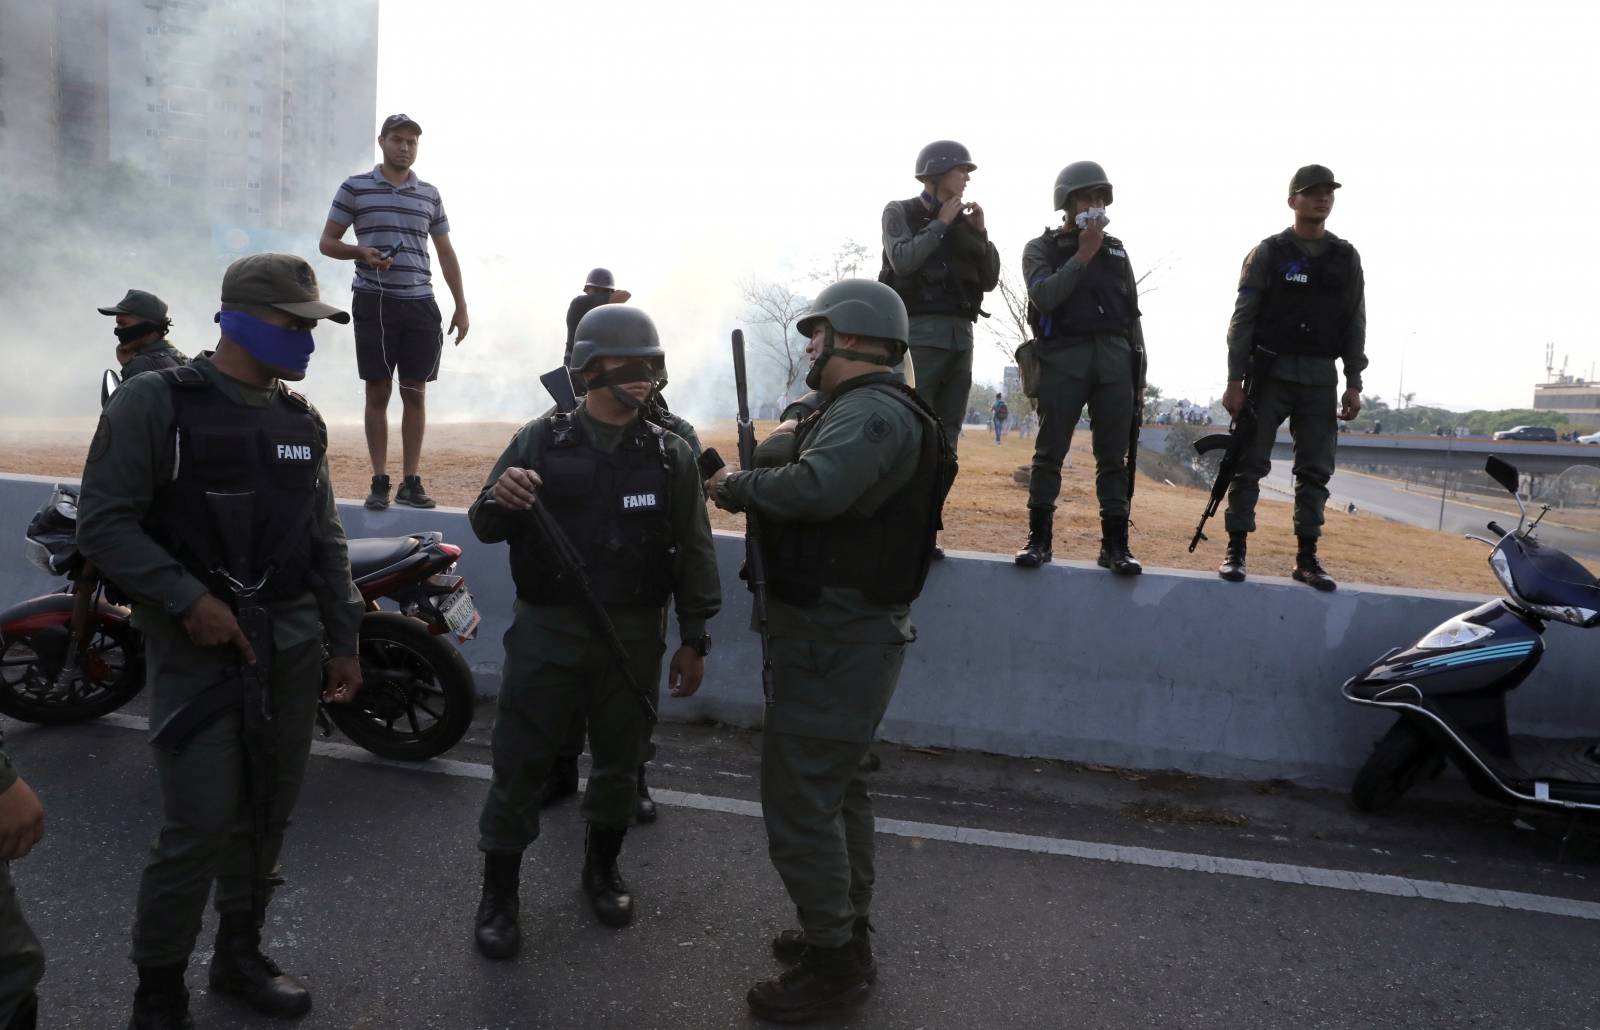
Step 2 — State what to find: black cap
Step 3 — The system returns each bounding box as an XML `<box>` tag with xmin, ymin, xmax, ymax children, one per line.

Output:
<box><xmin>1290</xmin><ymin>164</ymin><xmax>1341</xmax><ymax>195</ymax></box>
<box><xmin>98</xmin><ymin>289</ymin><xmax>169</xmax><ymax>324</ymax></box>
<box><xmin>381</xmin><ymin>113</ymin><xmax>422</xmax><ymax>136</ymax></box>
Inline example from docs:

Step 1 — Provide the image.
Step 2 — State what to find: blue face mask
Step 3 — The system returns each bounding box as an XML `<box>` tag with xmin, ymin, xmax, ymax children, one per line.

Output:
<box><xmin>215</xmin><ymin>311</ymin><xmax>316</xmax><ymax>374</ymax></box>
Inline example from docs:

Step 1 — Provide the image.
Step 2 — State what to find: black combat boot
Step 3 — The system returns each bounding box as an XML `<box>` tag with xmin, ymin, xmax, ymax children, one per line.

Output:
<box><xmin>1218</xmin><ymin>532</ymin><xmax>1248</xmax><ymax>582</ymax></box>
<box><xmin>6</xmin><ymin>992</ymin><xmax>35</xmax><ymax>1030</ymax></box>
<box><xmin>773</xmin><ymin>917</ymin><xmax>876</xmax><ymax>984</ymax></box>
<box><xmin>475</xmin><ymin>850</ymin><xmax>523</xmax><ymax>960</ymax></box>
<box><xmin>129</xmin><ymin>962</ymin><xmax>192</xmax><ymax>1030</ymax></box>
<box><xmin>1097</xmin><ymin>518</ymin><xmax>1143</xmax><ymax>576</ymax></box>
<box><xmin>208</xmin><ymin>911</ymin><xmax>312</xmax><ymax>1018</ymax></box>
<box><xmin>1014</xmin><ymin>506</ymin><xmax>1054</xmax><ymax>568</ymax></box>
<box><xmin>540</xmin><ymin>755</ymin><xmax>580</xmax><ymax>808</ymax></box>
<box><xmin>1293</xmin><ymin>536</ymin><xmax>1337</xmax><ymax>592</ymax></box>
<box><xmin>747</xmin><ymin>939</ymin><xmax>874</xmax><ymax>1023</ymax></box>
<box><xmin>582</xmin><ymin>824</ymin><xmax>633</xmax><ymax>927</ymax></box>
<box><xmin>634</xmin><ymin>765</ymin><xmax>657</xmax><ymax>824</ymax></box>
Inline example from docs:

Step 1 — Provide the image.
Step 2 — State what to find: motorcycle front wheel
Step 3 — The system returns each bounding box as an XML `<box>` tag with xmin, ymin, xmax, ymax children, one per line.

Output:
<box><xmin>325</xmin><ymin>611</ymin><xmax>476</xmax><ymax>761</ymax></box>
<box><xmin>0</xmin><ymin>620</ymin><xmax>145</xmax><ymax>723</ymax></box>
<box><xmin>1351</xmin><ymin>717</ymin><xmax>1443</xmax><ymax>812</ymax></box>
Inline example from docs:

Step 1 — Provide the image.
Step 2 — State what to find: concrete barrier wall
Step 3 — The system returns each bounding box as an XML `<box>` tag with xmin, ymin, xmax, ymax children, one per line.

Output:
<box><xmin>4</xmin><ymin>473</ymin><xmax>1597</xmax><ymax>788</ymax></box>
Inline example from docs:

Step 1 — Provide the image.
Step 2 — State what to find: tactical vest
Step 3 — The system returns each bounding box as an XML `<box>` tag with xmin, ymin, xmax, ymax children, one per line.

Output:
<box><xmin>142</xmin><ymin>365</ymin><xmax>324</xmax><ymax>603</ymax></box>
<box><xmin>1026</xmin><ymin>229</ymin><xmax>1139</xmax><ymax>340</ymax></box>
<box><xmin>510</xmin><ymin>413</ymin><xmax>675</xmax><ymax>608</ymax></box>
<box><xmin>762</xmin><ymin>375</ymin><xmax>957</xmax><ymax>608</ymax></box>
<box><xmin>1251</xmin><ymin>231</ymin><xmax>1358</xmax><ymax>358</ymax></box>
<box><xmin>877</xmin><ymin>199</ymin><xmax>989</xmax><ymax>320</ymax></box>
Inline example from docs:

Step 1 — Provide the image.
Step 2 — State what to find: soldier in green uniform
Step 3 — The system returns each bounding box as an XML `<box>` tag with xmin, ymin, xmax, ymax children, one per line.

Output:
<box><xmin>1014</xmin><ymin>160</ymin><xmax>1147</xmax><ymax>576</ymax></box>
<box><xmin>1219</xmin><ymin>164</ymin><xmax>1366</xmax><ymax>591</ymax></box>
<box><xmin>77</xmin><ymin>254</ymin><xmax>365</xmax><ymax>1029</ymax></box>
<box><xmin>879</xmin><ymin>140</ymin><xmax>1000</xmax><ymax>452</ymax></box>
<box><xmin>98</xmin><ymin>290</ymin><xmax>188</xmax><ymax>379</ymax></box>
<box><xmin>0</xmin><ymin>734</ymin><xmax>45</xmax><ymax>1030</ymax></box>
<box><xmin>469</xmin><ymin>304</ymin><xmax>720</xmax><ymax>961</ymax></box>
<box><xmin>707</xmin><ymin>279</ymin><xmax>952</xmax><ymax>1023</ymax></box>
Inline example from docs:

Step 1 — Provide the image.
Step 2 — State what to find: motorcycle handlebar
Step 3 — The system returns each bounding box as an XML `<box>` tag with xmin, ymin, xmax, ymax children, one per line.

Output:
<box><xmin>1487</xmin><ymin>521</ymin><xmax>1508</xmax><ymax>538</ymax></box>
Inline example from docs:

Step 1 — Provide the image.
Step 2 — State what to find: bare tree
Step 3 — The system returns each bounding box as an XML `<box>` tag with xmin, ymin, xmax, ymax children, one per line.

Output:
<box><xmin>739</xmin><ymin>277</ymin><xmax>812</xmax><ymax>398</ymax></box>
<box><xmin>808</xmin><ymin>239</ymin><xmax>872</xmax><ymax>286</ymax></box>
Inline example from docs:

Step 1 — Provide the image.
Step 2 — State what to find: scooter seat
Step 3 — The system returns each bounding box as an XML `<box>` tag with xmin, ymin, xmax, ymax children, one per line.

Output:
<box><xmin>1518</xmin><ymin>536</ymin><xmax>1600</xmax><ymax>613</ymax></box>
<box><xmin>347</xmin><ymin>535</ymin><xmax>423</xmax><ymax>578</ymax></box>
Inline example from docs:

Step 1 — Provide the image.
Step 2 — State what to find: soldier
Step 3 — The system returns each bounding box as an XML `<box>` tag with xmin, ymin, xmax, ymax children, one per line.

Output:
<box><xmin>707</xmin><ymin>279</ymin><xmax>952</xmax><ymax>1023</ymax></box>
<box><xmin>77</xmin><ymin>254</ymin><xmax>365</xmax><ymax>1029</ymax></box>
<box><xmin>563</xmin><ymin>268</ymin><xmax>632</xmax><ymax>366</ymax></box>
<box><xmin>0</xmin><ymin>734</ymin><xmax>45</xmax><ymax>1030</ymax></box>
<box><xmin>98</xmin><ymin>290</ymin><xmax>188</xmax><ymax>378</ymax></box>
<box><xmin>879</xmin><ymin>141</ymin><xmax>1000</xmax><ymax>453</ymax></box>
<box><xmin>1014</xmin><ymin>160</ymin><xmax>1147</xmax><ymax>575</ymax></box>
<box><xmin>1218</xmin><ymin>164</ymin><xmax>1366</xmax><ymax>590</ymax></box>
<box><xmin>469</xmin><ymin>304</ymin><xmax>720</xmax><ymax>960</ymax></box>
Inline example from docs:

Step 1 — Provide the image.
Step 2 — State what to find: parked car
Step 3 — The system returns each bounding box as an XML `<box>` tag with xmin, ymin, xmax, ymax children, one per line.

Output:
<box><xmin>1578</xmin><ymin>430</ymin><xmax>1600</xmax><ymax>445</ymax></box>
<box><xmin>1492</xmin><ymin>425</ymin><xmax>1559</xmax><ymax>442</ymax></box>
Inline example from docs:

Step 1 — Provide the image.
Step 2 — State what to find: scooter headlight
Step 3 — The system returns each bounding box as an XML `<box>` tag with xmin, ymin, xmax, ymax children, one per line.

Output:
<box><xmin>1416</xmin><ymin>615</ymin><xmax>1494</xmax><ymax>649</ymax></box>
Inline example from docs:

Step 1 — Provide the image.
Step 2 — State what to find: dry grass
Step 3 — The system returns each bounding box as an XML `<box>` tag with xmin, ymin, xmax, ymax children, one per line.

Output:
<box><xmin>0</xmin><ymin>417</ymin><xmax>1503</xmax><ymax>594</ymax></box>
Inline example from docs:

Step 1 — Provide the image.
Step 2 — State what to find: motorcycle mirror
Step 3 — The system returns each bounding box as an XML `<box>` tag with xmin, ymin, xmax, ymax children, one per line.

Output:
<box><xmin>1485</xmin><ymin>456</ymin><xmax>1519</xmax><ymax>495</ymax></box>
<box><xmin>100</xmin><ymin>368</ymin><xmax>123</xmax><ymax>409</ymax></box>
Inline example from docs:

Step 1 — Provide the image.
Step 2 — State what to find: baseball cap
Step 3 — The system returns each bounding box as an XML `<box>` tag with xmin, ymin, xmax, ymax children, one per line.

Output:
<box><xmin>97</xmin><ymin>289</ymin><xmax>169</xmax><ymax>324</ymax></box>
<box><xmin>220</xmin><ymin>253</ymin><xmax>350</xmax><ymax>323</ymax></box>
<box><xmin>380</xmin><ymin>113</ymin><xmax>422</xmax><ymax>136</ymax></box>
<box><xmin>1290</xmin><ymin>164</ymin><xmax>1342</xmax><ymax>195</ymax></box>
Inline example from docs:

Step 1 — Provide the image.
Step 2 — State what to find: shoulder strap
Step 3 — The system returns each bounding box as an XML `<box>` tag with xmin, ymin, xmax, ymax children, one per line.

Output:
<box><xmin>158</xmin><ymin>365</ymin><xmax>207</xmax><ymax>388</ymax></box>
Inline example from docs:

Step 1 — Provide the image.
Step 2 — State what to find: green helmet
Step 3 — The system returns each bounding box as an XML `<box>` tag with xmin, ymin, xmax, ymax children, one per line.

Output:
<box><xmin>584</xmin><ymin>267</ymin><xmax>615</xmax><ymax>290</ymax></box>
<box><xmin>569</xmin><ymin>305</ymin><xmax>665</xmax><ymax>376</ymax></box>
<box><xmin>794</xmin><ymin>279</ymin><xmax>909</xmax><ymax>348</ymax></box>
<box><xmin>1053</xmin><ymin>160</ymin><xmax>1113</xmax><ymax>210</ymax></box>
<box><xmin>914</xmin><ymin>140</ymin><xmax>976</xmax><ymax>180</ymax></box>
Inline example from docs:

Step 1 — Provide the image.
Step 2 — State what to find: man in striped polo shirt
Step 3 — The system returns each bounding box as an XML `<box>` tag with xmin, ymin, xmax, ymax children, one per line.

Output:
<box><xmin>319</xmin><ymin>113</ymin><xmax>470</xmax><ymax>510</ymax></box>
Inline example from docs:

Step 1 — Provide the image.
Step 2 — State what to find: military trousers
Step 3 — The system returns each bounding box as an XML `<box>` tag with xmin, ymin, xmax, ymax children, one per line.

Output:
<box><xmin>908</xmin><ymin>315</ymin><xmax>974</xmax><ymax>453</ymax></box>
<box><xmin>131</xmin><ymin>623</ymin><xmax>322</xmax><ymax>967</ymax></box>
<box><xmin>0</xmin><ymin>863</ymin><xmax>44</xmax><ymax>1025</ymax></box>
<box><xmin>478</xmin><ymin>604</ymin><xmax>662</xmax><ymax>853</ymax></box>
<box><xmin>761</xmin><ymin>636</ymin><xmax>905</xmax><ymax>950</ymax></box>
<box><xmin>1027</xmin><ymin>334</ymin><xmax>1136</xmax><ymax>519</ymax></box>
<box><xmin>1223</xmin><ymin>378</ymin><xmax>1338</xmax><ymax>538</ymax></box>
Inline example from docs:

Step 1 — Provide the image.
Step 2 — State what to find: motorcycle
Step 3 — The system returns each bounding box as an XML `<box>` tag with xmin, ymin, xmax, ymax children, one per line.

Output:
<box><xmin>1343</xmin><ymin>455</ymin><xmax>1600</xmax><ymax>814</ymax></box>
<box><xmin>0</xmin><ymin>483</ymin><xmax>480</xmax><ymax>761</ymax></box>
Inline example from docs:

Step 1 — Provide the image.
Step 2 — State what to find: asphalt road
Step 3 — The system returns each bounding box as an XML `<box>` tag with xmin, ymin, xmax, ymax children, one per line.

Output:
<box><xmin>8</xmin><ymin>708</ymin><xmax>1600</xmax><ymax>1030</ymax></box>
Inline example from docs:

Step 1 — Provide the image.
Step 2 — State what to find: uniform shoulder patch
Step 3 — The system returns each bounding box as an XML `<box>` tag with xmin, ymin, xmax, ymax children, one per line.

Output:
<box><xmin>864</xmin><ymin>413</ymin><xmax>893</xmax><ymax>443</ymax></box>
<box><xmin>883</xmin><ymin>203</ymin><xmax>907</xmax><ymax>240</ymax></box>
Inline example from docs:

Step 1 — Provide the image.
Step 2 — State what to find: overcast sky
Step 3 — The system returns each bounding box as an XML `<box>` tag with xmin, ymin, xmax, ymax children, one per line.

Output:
<box><xmin>365</xmin><ymin>0</ymin><xmax>1598</xmax><ymax>418</ymax></box>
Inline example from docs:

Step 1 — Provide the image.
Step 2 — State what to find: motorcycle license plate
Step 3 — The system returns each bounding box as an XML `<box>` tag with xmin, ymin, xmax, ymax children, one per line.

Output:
<box><xmin>439</xmin><ymin>584</ymin><xmax>480</xmax><ymax>642</ymax></box>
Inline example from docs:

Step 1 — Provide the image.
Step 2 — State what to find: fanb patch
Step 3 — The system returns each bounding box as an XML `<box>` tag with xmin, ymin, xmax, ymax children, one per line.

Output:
<box><xmin>87</xmin><ymin>415</ymin><xmax>113</xmax><ymax>463</ymax></box>
<box><xmin>884</xmin><ymin>205</ymin><xmax>907</xmax><ymax>239</ymax></box>
<box><xmin>864</xmin><ymin>413</ymin><xmax>892</xmax><ymax>443</ymax></box>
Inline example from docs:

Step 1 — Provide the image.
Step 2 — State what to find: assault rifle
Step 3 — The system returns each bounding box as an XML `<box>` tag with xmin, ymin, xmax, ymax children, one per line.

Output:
<box><xmin>1188</xmin><ymin>346</ymin><xmax>1277</xmax><ymax>552</ymax></box>
<box><xmin>730</xmin><ymin>329</ymin><xmax>775</xmax><ymax>706</ymax></box>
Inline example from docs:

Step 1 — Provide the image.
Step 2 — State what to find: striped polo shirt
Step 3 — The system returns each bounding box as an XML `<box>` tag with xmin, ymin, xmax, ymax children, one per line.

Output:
<box><xmin>326</xmin><ymin>166</ymin><xmax>451</xmax><ymax>299</ymax></box>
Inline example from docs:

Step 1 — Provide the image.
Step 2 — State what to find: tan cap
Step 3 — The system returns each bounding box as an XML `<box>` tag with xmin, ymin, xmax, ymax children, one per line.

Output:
<box><xmin>220</xmin><ymin>253</ymin><xmax>350</xmax><ymax>324</ymax></box>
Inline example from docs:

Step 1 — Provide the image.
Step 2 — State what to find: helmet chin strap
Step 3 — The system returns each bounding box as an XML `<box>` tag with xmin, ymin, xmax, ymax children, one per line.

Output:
<box><xmin>584</xmin><ymin>359</ymin><xmax>659</xmax><ymax>410</ymax></box>
<box><xmin>806</xmin><ymin>326</ymin><xmax>900</xmax><ymax>390</ymax></box>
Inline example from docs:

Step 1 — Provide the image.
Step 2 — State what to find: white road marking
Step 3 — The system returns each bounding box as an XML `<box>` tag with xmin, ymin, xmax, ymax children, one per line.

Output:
<box><xmin>97</xmin><ymin>713</ymin><xmax>1600</xmax><ymax>922</ymax></box>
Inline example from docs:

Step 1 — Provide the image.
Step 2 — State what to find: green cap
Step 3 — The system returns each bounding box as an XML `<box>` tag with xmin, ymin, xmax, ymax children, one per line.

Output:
<box><xmin>220</xmin><ymin>253</ymin><xmax>350</xmax><ymax>323</ymax></box>
<box><xmin>97</xmin><ymin>289</ymin><xmax>169</xmax><ymax>324</ymax></box>
<box><xmin>1290</xmin><ymin>164</ymin><xmax>1341</xmax><ymax>195</ymax></box>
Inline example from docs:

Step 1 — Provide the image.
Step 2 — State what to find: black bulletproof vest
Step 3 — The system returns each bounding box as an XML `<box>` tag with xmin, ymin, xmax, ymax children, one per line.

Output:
<box><xmin>143</xmin><ymin>365</ymin><xmax>323</xmax><ymax>602</ymax></box>
<box><xmin>1026</xmin><ymin>229</ymin><xmax>1139</xmax><ymax>340</ymax></box>
<box><xmin>763</xmin><ymin>375</ymin><xmax>956</xmax><ymax>608</ymax></box>
<box><xmin>877</xmin><ymin>199</ymin><xmax>989</xmax><ymax>320</ymax></box>
<box><xmin>510</xmin><ymin>414</ymin><xmax>675</xmax><ymax>608</ymax></box>
<box><xmin>1252</xmin><ymin>231</ymin><xmax>1358</xmax><ymax>358</ymax></box>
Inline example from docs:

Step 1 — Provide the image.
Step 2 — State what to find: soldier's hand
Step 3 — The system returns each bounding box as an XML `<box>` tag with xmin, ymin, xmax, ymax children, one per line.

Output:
<box><xmin>667</xmin><ymin>645</ymin><xmax>705</xmax><ymax>698</ymax></box>
<box><xmin>493</xmin><ymin>467</ymin><xmax>542</xmax><ymax>511</ymax></box>
<box><xmin>0</xmin><ymin>776</ymin><xmax>45</xmax><ymax>861</ymax></box>
<box><xmin>609</xmin><ymin>289</ymin><xmax>632</xmax><ymax>304</ymax></box>
<box><xmin>963</xmin><ymin>201</ymin><xmax>986</xmax><ymax>233</ymax></box>
<box><xmin>183</xmin><ymin>593</ymin><xmax>257</xmax><ymax>664</ymax></box>
<box><xmin>1075</xmin><ymin>217</ymin><xmax>1105</xmax><ymax>264</ymax></box>
<box><xmin>322</xmin><ymin>655</ymin><xmax>364</xmax><ymax>704</ymax></box>
<box><xmin>358</xmin><ymin>246</ymin><xmax>395</xmax><ymax>272</ymax></box>
<box><xmin>1221</xmin><ymin>382</ymin><xmax>1246</xmax><ymax>419</ymax></box>
<box><xmin>704</xmin><ymin>463</ymin><xmax>737</xmax><ymax>508</ymax></box>
<box><xmin>1339</xmin><ymin>388</ymin><xmax>1362</xmax><ymax>421</ymax></box>
<box><xmin>937</xmin><ymin>196</ymin><xmax>964</xmax><ymax>225</ymax></box>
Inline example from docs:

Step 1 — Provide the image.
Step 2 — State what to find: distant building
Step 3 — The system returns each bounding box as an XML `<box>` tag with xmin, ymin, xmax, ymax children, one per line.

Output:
<box><xmin>1534</xmin><ymin>379</ymin><xmax>1600</xmax><ymax>416</ymax></box>
<box><xmin>0</xmin><ymin>0</ymin><xmax>378</xmax><ymax>234</ymax></box>
<box><xmin>1003</xmin><ymin>365</ymin><xmax>1020</xmax><ymax>396</ymax></box>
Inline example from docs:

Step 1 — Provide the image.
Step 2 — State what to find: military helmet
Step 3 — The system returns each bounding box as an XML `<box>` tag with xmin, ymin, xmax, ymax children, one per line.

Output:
<box><xmin>794</xmin><ymin>279</ymin><xmax>909</xmax><ymax>348</ymax></box>
<box><xmin>569</xmin><ymin>304</ymin><xmax>665</xmax><ymax>373</ymax></box>
<box><xmin>914</xmin><ymin>140</ymin><xmax>977</xmax><ymax>181</ymax></box>
<box><xmin>1053</xmin><ymin>160</ymin><xmax>1113</xmax><ymax>210</ymax></box>
<box><xmin>584</xmin><ymin>267</ymin><xmax>616</xmax><ymax>290</ymax></box>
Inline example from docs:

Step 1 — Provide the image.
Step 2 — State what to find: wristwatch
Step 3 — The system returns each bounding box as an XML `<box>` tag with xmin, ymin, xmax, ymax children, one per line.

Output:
<box><xmin>684</xmin><ymin>633</ymin><xmax>712</xmax><ymax>657</ymax></box>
